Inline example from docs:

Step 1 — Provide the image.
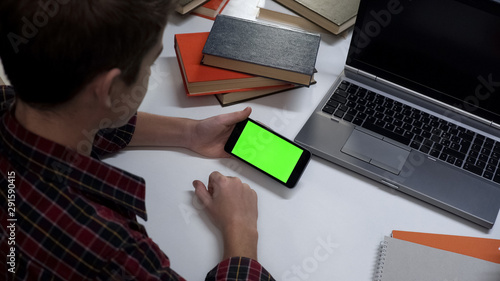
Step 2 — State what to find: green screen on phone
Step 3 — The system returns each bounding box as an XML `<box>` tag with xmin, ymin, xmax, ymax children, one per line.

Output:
<box><xmin>231</xmin><ymin>121</ymin><xmax>304</xmax><ymax>183</ymax></box>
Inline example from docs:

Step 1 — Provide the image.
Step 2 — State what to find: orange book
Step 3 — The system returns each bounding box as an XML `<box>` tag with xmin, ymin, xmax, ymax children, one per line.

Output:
<box><xmin>174</xmin><ymin>32</ymin><xmax>290</xmax><ymax>96</ymax></box>
<box><xmin>192</xmin><ymin>0</ymin><xmax>230</xmax><ymax>20</ymax></box>
<box><xmin>392</xmin><ymin>230</ymin><xmax>500</xmax><ymax>264</ymax></box>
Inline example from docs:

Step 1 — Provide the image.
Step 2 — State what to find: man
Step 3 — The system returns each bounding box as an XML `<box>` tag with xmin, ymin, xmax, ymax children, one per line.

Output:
<box><xmin>0</xmin><ymin>0</ymin><xmax>275</xmax><ymax>280</ymax></box>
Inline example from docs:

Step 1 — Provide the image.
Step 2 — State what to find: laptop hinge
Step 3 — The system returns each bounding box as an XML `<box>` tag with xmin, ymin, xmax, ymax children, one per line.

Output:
<box><xmin>491</xmin><ymin>122</ymin><xmax>500</xmax><ymax>130</ymax></box>
<box><xmin>345</xmin><ymin>65</ymin><xmax>376</xmax><ymax>80</ymax></box>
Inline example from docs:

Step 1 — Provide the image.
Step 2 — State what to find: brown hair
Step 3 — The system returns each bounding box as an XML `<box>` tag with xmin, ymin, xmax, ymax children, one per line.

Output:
<box><xmin>0</xmin><ymin>0</ymin><xmax>174</xmax><ymax>107</ymax></box>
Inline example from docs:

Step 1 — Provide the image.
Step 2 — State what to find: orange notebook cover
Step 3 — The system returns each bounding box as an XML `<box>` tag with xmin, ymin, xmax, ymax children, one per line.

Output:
<box><xmin>392</xmin><ymin>230</ymin><xmax>500</xmax><ymax>264</ymax></box>
<box><xmin>176</xmin><ymin>32</ymin><xmax>251</xmax><ymax>82</ymax></box>
<box><xmin>175</xmin><ymin>32</ymin><xmax>288</xmax><ymax>96</ymax></box>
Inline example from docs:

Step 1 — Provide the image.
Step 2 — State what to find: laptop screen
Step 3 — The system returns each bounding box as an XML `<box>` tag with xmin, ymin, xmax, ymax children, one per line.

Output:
<box><xmin>347</xmin><ymin>0</ymin><xmax>500</xmax><ymax>124</ymax></box>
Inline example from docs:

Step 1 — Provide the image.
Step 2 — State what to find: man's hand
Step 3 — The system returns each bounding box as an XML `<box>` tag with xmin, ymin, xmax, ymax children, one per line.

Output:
<box><xmin>187</xmin><ymin>107</ymin><xmax>251</xmax><ymax>158</ymax></box>
<box><xmin>193</xmin><ymin>171</ymin><xmax>259</xmax><ymax>261</ymax></box>
<box><xmin>129</xmin><ymin>108</ymin><xmax>251</xmax><ymax>155</ymax></box>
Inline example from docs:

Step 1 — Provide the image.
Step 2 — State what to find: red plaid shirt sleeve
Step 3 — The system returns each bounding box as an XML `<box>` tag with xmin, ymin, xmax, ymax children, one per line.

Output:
<box><xmin>0</xmin><ymin>85</ymin><xmax>275</xmax><ymax>281</ymax></box>
<box><xmin>92</xmin><ymin>115</ymin><xmax>138</xmax><ymax>158</ymax></box>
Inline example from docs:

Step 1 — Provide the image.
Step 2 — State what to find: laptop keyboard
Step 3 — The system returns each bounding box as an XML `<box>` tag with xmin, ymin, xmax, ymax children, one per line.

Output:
<box><xmin>323</xmin><ymin>80</ymin><xmax>500</xmax><ymax>184</ymax></box>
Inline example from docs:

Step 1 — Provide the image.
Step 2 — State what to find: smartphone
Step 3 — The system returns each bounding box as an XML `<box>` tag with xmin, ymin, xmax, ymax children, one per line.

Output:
<box><xmin>224</xmin><ymin>118</ymin><xmax>311</xmax><ymax>188</ymax></box>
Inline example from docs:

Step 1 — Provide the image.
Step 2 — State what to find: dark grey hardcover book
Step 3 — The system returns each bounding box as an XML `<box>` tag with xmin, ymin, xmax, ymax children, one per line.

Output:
<box><xmin>202</xmin><ymin>15</ymin><xmax>321</xmax><ymax>86</ymax></box>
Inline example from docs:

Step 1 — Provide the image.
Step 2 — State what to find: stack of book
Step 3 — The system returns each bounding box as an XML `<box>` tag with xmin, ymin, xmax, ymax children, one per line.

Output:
<box><xmin>175</xmin><ymin>15</ymin><xmax>321</xmax><ymax>106</ymax></box>
<box><xmin>176</xmin><ymin>0</ymin><xmax>230</xmax><ymax>20</ymax></box>
<box><xmin>374</xmin><ymin>230</ymin><xmax>500</xmax><ymax>281</ymax></box>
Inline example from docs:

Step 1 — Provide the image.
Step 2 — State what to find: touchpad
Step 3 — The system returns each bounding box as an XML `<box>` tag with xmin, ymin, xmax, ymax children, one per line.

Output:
<box><xmin>341</xmin><ymin>129</ymin><xmax>410</xmax><ymax>174</ymax></box>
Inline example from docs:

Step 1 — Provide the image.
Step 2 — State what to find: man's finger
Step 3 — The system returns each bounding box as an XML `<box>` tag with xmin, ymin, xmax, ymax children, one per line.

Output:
<box><xmin>193</xmin><ymin>180</ymin><xmax>212</xmax><ymax>207</ymax></box>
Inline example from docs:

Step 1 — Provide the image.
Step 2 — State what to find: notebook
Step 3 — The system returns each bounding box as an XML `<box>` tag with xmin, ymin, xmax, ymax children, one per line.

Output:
<box><xmin>392</xmin><ymin>230</ymin><xmax>500</xmax><ymax>264</ymax></box>
<box><xmin>374</xmin><ymin>236</ymin><xmax>500</xmax><ymax>281</ymax></box>
<box><xmin>295</xmin><ymin>0</ymin><xmax>500</xmax><ymax>228</ymax></box>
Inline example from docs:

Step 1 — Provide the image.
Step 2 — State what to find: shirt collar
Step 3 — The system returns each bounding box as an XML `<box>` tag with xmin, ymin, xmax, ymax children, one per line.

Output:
<box><xmin>0</xmin><ymin>108</ymin><xmax>148</xmax><ymax>220</ymax></box>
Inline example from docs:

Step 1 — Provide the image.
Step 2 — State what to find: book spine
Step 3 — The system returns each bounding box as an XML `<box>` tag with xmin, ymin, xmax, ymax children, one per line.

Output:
<box><xmin>373</xmin><ymin>240</ymin><xmax>388</xmax><ymax>281</ymax></box>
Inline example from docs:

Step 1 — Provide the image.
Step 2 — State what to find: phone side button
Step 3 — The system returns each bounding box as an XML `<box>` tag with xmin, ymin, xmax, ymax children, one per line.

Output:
<box><xmin>381</xmin><ymin>180</ymin><xmax>399</xmax><ymax>190</ymax></box>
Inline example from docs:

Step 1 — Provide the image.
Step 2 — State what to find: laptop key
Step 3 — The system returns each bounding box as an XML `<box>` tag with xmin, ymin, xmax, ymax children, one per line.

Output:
<box><xmin>491</xmin><ymin>152</ymin><xmax>500</xmax><ymax>160</ymax></box>
<box><xmin>352</xmin><ymin>117</ymin><xmax>364</xmax><ymax>126</ymax></box>
<box><xmin>347</xmin><ymin>87</ymin><xmax>358</xmax><ymax>95</ymax></box>
<box><xmin>460</xmin><ymin>140</ymin><xmax>471</xmax><ymax>153</ymax></box>
<box><xmin>421</xmin><ymin>131</ymin><xmax>432</xmax><ymax>139</ymax></box>
<box><xmin>331</xmin><ymin>94</ymin><xmax>347</xmax><ymax>104</ymax></box>
<box><xmin>479</xmin><ymin>153</ymin><xmax>489</xmax><ymax>163</ymax></box>
<box><xmin>485</xmin><ymin>164</ymin><xmax>496</xmax><ymax>174</ymax></box>
<box><xmin>327</xmin><ymin>100</ymin><xmax>340</xmax><ymax>108</ymax></box>
<box><xmin>493</xmin><ymin>173</ymin><xmax>500</xmax><ymax>184</ymax></box>
<box><xmin>442</xmin><ymin>147</ymin><xmax>466</xmax><ymax>161</ymax></box>
<box><xmin>429</xmin><ymin>149</ymin><xmax>441</xmax><ymax>158</ymax></box>
<box><xmin>339</xmin><ymin>81</ymin><xmax>349</xmax><ymax>89</ymax></box>
<box><xmin>484</xmin><ymin>138</ymin><xmax>494</xmax><ymax>149</ymax></box>
<box><xmin>336</xmin><ymin>89</ymin><xmax>348</xmax><ymax>97</ymax></box>
<box><xmin>410</xmin><ymin>141</ymin><xmax>421</xmax><ymax>149</ymax></box>
<box><xmin>361</xmin><ymin>120</ymin><xmax>412</xmax><ymax>145</ymax></box>
<box><xmin>464</xmin><ymin>163</ymin><xmax>483</xmax><ymax>176</ymax></box>
<box><xmin>334</xmin><ymin>109</ymin><xmax>345</xmax><ymax>118</ymax></box>
<box><xmin>489</xmin><ymin>157</ymin><xmax>499</xmax><ymax>166</ymax></box>
<box><xmin>385</xmin><ymin>123</ymin><xmax>396</xmax><ymax>131</ymax></box>
<box><xmin>403</xmin><ymin>130</ymin><xmax>415</xmax><ymax>140</ymax></box>
<box><xmin>357</xmin><ymin>89</ymin><xmax>368</xmax><ymax>98</ymax></box>
<box><xmin>466</xmin><ymin>156</ymin><xmax>476</xmax><ymax>165</ymax></box>
<box><xmin>394</xmin><ymin>127</ymin><xmax>405</xmax><ymax>136</ymax></box>
<box><xmin>357</xmin><ymin>112</ymin><xmax>368</xmax><ymax>120</ymax></box>
<box><xmin>322</xmin><ymin>105</ymin><xmax>336</xmax><ymax>115</ymax></box>
<box><xmin>343</xmin><ymin>114</ymin><xmax>355</xmax><ymax>122</ymax></box>
<box><xmin>447</xmin><ymin>156</ymin><xmax>456</xmax><ymax>165</ymax></box>
<box><xmin>374</xmin><ymin>119</ymin><xmax>386</xmax><ymax>127</ymax></box>
<box><xmin>430</xmin><ymin>135</ymin><xmax>441</xmax><ymax>143</ymax></box>
<box><xmin>450</xmin><ymin>142</ymin><xmax>461</xmax><ymax>151</ymax></box>
<box><xmin>365</xmin><ymin>108</ymin><xmax>375</xmax><ymax>116</ymax></box>
<box><xmin>494</xmin><ymin>143</ymin><xmax>500</xmax><ymax>153</ymax></box>
<box><xmin>420</xmin><ymin>145</ymin><xmax>431</xmax><ymax>154</ymax></box>
<box><xmin>423</xmin><ymin>139</ymin><xmax>434</xmax><ymax>147</ymax></box>
<box><xmin>484</xmin><ymin>171</ymin><xmax>494</xmax><ymax>180</ymax></box>
<box><xmin>439</xmin><ymin>153</ymin><xmax>449</xmax><ymax>162</ymax></box>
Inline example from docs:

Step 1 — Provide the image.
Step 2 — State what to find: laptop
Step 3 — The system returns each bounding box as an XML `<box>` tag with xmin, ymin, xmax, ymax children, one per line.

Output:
<box><xmin>295</xmin><ymin>0</ymin><xmax>500</xmax><ymax>228</ymax></box>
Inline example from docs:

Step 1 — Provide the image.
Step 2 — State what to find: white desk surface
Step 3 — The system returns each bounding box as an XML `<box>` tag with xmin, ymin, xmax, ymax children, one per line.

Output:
<box><xmin>103</xmin><ymin>1</ymin><xmax>500</xmax><ymax>280</ymax></box>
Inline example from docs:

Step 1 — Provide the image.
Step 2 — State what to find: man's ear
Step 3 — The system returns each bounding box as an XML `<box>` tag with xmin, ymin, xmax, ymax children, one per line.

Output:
<box><xmin>92</xmin><ymin>68</ymin><xmax>122</xmax><ymax>108</ymax></box>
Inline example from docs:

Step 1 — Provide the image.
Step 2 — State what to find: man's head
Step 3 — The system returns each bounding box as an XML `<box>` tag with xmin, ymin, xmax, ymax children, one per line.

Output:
<box><xmin>0</xmin><ymin>0</ymin><xmax>173</xmax><ymax>108</ymax></box>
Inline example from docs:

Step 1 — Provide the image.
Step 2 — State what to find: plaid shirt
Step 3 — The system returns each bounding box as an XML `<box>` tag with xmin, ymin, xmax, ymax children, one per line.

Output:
<box><xmin>0</xmin><ymin>86</ymin><xmax>275</xmax><ymax>281</ymax></box>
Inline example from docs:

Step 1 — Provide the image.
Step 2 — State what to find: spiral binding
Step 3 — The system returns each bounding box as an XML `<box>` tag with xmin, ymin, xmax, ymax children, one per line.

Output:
<box><xmin>373</xmin><ymin>240</ymin><xmax>389</xmax><ymax>281</ymax></box>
